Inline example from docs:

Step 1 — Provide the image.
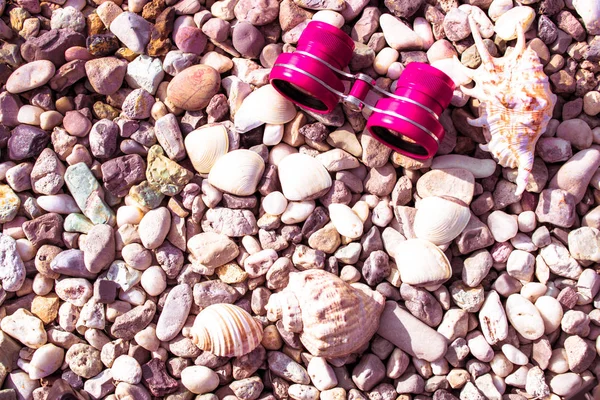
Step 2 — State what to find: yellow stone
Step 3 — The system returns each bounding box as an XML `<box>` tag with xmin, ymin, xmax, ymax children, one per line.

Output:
<box><xmin>0</xmin><ymin>184</ymin><xmax>21</xmax><ymax>223</ymax></box>
<box><xmin>215</xmin><ymin>263</ymin><xmax>248</xmax><ymax>284</ymax></box>
<box><xmin>261</xmin><ymin>325</ymin><xmax>282</xmax><ymax>350</ymax></box>
<box><xmin>31</xmin><ymin>293</ymin><xmax>60</xmax><ymax>324</ymax></box>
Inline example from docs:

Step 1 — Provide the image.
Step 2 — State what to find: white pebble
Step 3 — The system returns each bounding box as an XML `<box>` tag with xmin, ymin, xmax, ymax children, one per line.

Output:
<box><xmin>373</xmin><ymin>47</ymin><xmax>399</xmax><ymax>76</ymax></box>
<box><xmin>181</xmin><ymin>366</ymin><xmax>220</xmax><ymax>395</ymax></box>
<box><xmin>329</xmin><ymin>203</ymin><xmax>364</xmax><ymax>239</ymax></box>
<box><xmin>312</xmin><ymin>10</ymin><xmax>345</xmax><ymax>28</ymax></box>
<box><xmin>534</xmin><ymin>295</ymin><xmax>563</xmax><ymax>334</ymax></box>
<box><xmin>487</xmin><ymin>211</ymin><xmax>518</xmax><ymax>242</ymax></box>
<box><xmin>517</xmin><ymin>211</ymin><xmax>536</xmax><ymax>233</ymax></box>
<box><xmin>501</xmin><ymin>344</ymin><xmax>528</xmax><ymax>365</ymax></box>
<box><xmin>140</xmin><ymin>266</ymin><xmax>167</xmax><ymax>296</ymax></box>
<box><xmin>281</xmin><ymin>200</ymin><xmax>315</xmax><ymax>224</ymax></box>
<box><xmin>263</xmin><ymin>191</ymin><xmax>288</xmax><ymax>215</ymax></box>
<box><xmin>307</xmin><ymin>357</ymin><xmax>337</xmax><ymax>391</ymax></box>
<box><xmin>37</xmin><ymin>194</ymin><xmax>81</xmax><ymax>214</ymax></box>
<box><xmin>111</xmin><ymin>355</ymin><xmax>142</xmax><ymax>384</ymax></box>
<box><xmin>505</xmin><ymin>294</ymin><xmax>544</xmax><ymax>340</ymax></box>
<box><xmin>263</xmin><ymin>124</ymin><xmax>284</xmax><ymax>146</ymax></box>
<box><xmin>117</xmin><ymin>206</ymin><xmax>145</xmax><ymax>227</ymax></box>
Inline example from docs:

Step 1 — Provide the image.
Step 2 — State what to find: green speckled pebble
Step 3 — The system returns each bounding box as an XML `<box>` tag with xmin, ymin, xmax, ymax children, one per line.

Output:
<box><xmin>64</xmin><ymin>213</ymin><xmax>95</xmax><ymax>234</ymax></box>
<box><xmin>64</xmin><ymin>162</ymin><xmax>115</xmax><ymax>225</ymax></box>
<box><xmin>0</xmin><ymin>184</ymin><xmax>20</xmax><ymax>223</ymax></box>
<box><xmin>129</xmin><ymin>180</ymin><xmax>165</xmax><ymax>210</ymax></box>
<box><xmin>146</xmin><ymin>145</ymin><xmax>193</xmax><ymax>196</ymax></box>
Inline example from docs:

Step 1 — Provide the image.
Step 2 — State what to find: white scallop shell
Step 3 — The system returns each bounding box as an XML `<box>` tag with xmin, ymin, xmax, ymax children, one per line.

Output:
<box><xmin>184</xmin><ymin>124</ymin><xmax>229</xmax><ymax>174</ymax></box>
<box><xmin>190</xmin><ymin>303</ymin><xmax>263</xmax><ymax>357</ymax></box>
<box><xmin>207</xmin><ymin>149</ymin><xmax>265</xmax><ymax>196</ymax></box>
<box><xmin>277</xmin><ymin>153</ymin><xmax>332</xmax><ymax>201</ymax></box>
<box><xmin>414</xmin><ymin>196</ymin><xmax>471</xmax><ymax>245</ymax></box>
<box><xmin>234</xmin><ymin>84</ymin><xmax>297</xmax><ymax>133</ymax></box>
<box><xmin>393</xmin><ymin>239</ymin><xmax>452</xmax><ymax>288</ymax></box>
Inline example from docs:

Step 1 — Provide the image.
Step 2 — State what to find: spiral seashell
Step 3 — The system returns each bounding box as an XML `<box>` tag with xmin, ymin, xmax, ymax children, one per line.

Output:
<box><xmin>234</xmin><ymin>84</ymin><xmax>297</xmax><ymax>133</ymax></box>
<box><xmin>393</xmin><ymin>239</ymin><xmax>452</xmax><ymax>289</ymax></box>
<box><xmin>184</xmin><ymin>124</ymin><xmax>229</xmax><ymax>174</ymax></box>
<box><xmin>413</xmin><ymin>196</ymin><xmax>471</xmax><ymax>245</ymax></box>
<box><xmin>277</xmin><ymin>153</ymin><xmax>332</xmax><ymax>201</ymax></box>
<box><xmin>207</xmin><ymin>149</ymin><xmax>265</xmax><ymax>196</ymax></box>
<box><xmin>266</xmin><ymin>269</ymin><xmax>385</xmax><ymax>358</ymax></box>
<box><xmin>456</xmin><ymin>14</ymin><xmax>556</xmax><ymax>196</ymax></box>
<box><xmin>190</xmin><ymin>303</ymin><xmax>263</xmax><ymax>357</ymax></box>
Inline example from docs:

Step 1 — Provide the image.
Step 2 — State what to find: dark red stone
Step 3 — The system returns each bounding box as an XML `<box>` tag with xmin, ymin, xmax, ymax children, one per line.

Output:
<box><xmin>141</xmin><ymin>358</ymin><xmax>179</xmax><ymax>397</ymax></box>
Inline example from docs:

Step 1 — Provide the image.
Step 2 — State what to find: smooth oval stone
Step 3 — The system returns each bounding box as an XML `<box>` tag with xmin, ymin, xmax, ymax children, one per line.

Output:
<box><xmin>6</xmin><ymin>60</ymin><xmax>56</xmax><ymax>94</ymax></box>
<box><xmin>155</xmin><ymin>283</ymin><xmax>193</xmax><ymax>342</ymax></box>
<box><xmin>166</xmin><ymin>65</ymin><xmax>220</xmax><ymax>111</ymax></box>
<box><xmin>505</xmin><ymin>294</ymin><xmax>545</xmax><ymax>340</ymax></box>
<box><xmin>109</xmin><ymin>12</ymin><xmax>152</xmax><ymax>54</ymax></box>
<box><xmin>377</xmin><ymin>301</ymin><xmax>448</xmax><ymax>362</ymax></box>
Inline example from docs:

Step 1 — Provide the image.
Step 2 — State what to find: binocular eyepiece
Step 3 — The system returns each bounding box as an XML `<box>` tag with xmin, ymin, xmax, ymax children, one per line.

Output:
<box><xmin>269</xmin><ymin>21</ymin><xmax>455</xmax><ymax>159</ymax></box>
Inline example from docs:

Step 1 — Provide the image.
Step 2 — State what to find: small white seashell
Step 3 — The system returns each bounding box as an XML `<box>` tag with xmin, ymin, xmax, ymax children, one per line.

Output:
<box><xmin>184</xmin><ymin>124</ymin><xmax>229</xmax><ymax>174</ymax></box>
<box><xmin>207</xmin><ymin>149</ymin><xmax>265</xmax><ymax>196</ymax></box>
<box><xmin>263</xmin><ymin>124</ymin><xmax>284</xmax><ymax>146</ymax></box>
<box><xmin>278</xmin><ymin>153</ymin><xmax>332</xmax><ymax>201</ymax></box>
<box><xmin>312</xmin><ymin>10</ymin><xmax>345</xmax><ymax>28</ymax></box>
<box><xmin>36</xmin><ymin>194</ymin><xmax>81</xmax><ymax>214</ymax></box>
<box><xmin>234</xmin><ymin>84</ymin><xmax>296</xmax><ymax>133</ymax></box>
<box><xmin>190</xmin><ymin>303</ymin><xmax>263</xmax><ymax>357</ymax></box>
<box><xmin>29</xmin><ymin>343</ymin><xmax>64</xmax><ymax>379</ymax></box>
<box><xmin>493</xmin><ymin>6</ymin><xmax>535</xmax><ymax>40</ymax></box>
<box><xmin>328</xmin><ymin>203</ymin><xmax>364</xmax><ymax>239</ymax></box>
<box><xmin>414</xmin><ymin>196</ymin><xmax>471</xmax><ymax>245</ymax></box>
<box><xmin>393</xmin><ymin>239</ymin><xmax>451</xmax><ymax>288</ymax></box>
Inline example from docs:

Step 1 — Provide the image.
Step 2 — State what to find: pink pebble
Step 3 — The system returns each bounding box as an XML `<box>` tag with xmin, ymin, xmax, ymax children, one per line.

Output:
<box><xmin>63</xmin><ymin>110</ymin><xmax>92</xmax><ymax>137</ymax></box>
<box><xmin>175</xmin><ymin>26</ymin><xmax>207</xmax><ymax>55</ymax></box>
<box><xmin>65</xmin><ymin>46</ymin><xmax>94</xmax><ymax>62</ymax></box>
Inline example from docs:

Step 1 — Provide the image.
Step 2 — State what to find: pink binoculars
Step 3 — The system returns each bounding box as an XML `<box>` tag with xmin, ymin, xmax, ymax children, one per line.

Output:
<box><xmin>269</xmin><ymin>21</ymin><xmax>456</xmax><ymax>159</ymax></box>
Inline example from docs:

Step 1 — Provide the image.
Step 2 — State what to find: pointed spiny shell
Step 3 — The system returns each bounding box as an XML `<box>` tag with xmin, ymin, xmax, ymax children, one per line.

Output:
<box><xmin>414</xmin><ymin>196</ymin><xmax>471</xmax><ymax>245</ymax></box>
<box><xmin>184</xmin><ymin>124</ymin><xmax>229</xmax><ymax>174</ymax></box>
<box><xmin>190</xmin><ymin>303</ymin><xmax>263</xmax><ymax>357</ymax></box>
<box><xmin>266</xmin><ymin>269</ymin><xmax>385</xmax><ymax>358</ymax></box>
<box><xmin>277</xmin><ymin>153</ymin><xmax>333</xmax><ymax>201</ymax></box>
<box><xmin>207</xmin><ymin>149</ymin><xmax>265</xmax><ymax>196</ymax></box>
<box><xmin>459</xmin><ymin>14</ymin><xmax>556</xmax><ymax>196</ymax></box>
<box><xmin>234</xmin><ymin>84</ymin><xmax>297</xmax><ymax>133</ymax></box>
<box><xmin>394</xmin><ymin>239</ymin><xmax>452</xmax><ymax>288</ymax></box>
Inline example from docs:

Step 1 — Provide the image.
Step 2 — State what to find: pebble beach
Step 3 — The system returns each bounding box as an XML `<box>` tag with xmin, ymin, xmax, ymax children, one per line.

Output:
<box><xmin>0</xmin><ymin>0</ymin><xmax>600</xmax><ymax>399</ymax></box>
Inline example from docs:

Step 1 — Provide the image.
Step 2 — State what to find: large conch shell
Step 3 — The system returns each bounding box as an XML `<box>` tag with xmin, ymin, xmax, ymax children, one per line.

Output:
<box><xmin>266</xmin><ymin>269</ymin><xmax>385</xmax><ymax>358</ymax></box>
<box><xmin>277</xmin><ymin>153</ymin><xmax>332</xmax><ymax>201</ymax></box>
<box><xmin>190</xmin><ymin>303</ymin><xmax>263</xmax><ymax>357</ymax></box>
<box><xmin>234</xmin><ymin>84</ymin><xmax>297</xmax><ymax>133</ymax></box>
<box><xmin>458</xmin><ymin>14</ymin><xmax>556</xmax><ymax>196</ymax></box>
<box><xmin>207</xmin><ymin>149</ymin><xmax>265</xmax><ymax>196</ymax></box>
<box><xmin>414</xmin><ymin>196</ymin><xmax>471</xmax><ymax>245</ymax></box>
<box><xmin>393</xmin><ymin>239</ymin><xmax>452</xmax><ymax>289</ymax></box>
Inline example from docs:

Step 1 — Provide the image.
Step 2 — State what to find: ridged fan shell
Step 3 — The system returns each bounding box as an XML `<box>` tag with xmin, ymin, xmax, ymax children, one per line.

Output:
<box><xmin>277</xmin><ymin>153</ymin><xmax>332</xmax><ymax>201</ymax></box>
<box><xmin>184</xmin><ymin>124</ymin><xmax>229</xmax><ymax>174</ymax></box>
<box><xmin>458</xmin><ymin>15</ymin><xmax>556</xmax><ymax>196</ymax></box>
<box><xmin>190</xmin><ymin>303</ymin><xmax>263</xmax><ymax>357</ymax></box>
<box><xmin>414</xmin><ymin>196</ymin><xmax>471</xmax><ymax>245</ymax></box>
<box><xmin>234</xmin><ymin>84</ymin><xmax>297</xmax><ymax>133</ymax></box>
<box><xmin>207</xmin><ymin>149</ymin><xmax>265</xmax><ymax>196</ymax></box>
<box><xmin>266</xmin><ymin>269</ymin><xmax>385</xmax><ymax>358</ymax></box>
<box><xmin>394</xmin><ymin>239</ymin><xmax>452</xmax><ymax>288</ymax></box>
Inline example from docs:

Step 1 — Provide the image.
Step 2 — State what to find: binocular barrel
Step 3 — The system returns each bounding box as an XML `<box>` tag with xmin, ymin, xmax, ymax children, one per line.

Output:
<box><xmin>270</xmin><ymin>21</ymin><xmax>455</xmax><ymax>159</ymax></box>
